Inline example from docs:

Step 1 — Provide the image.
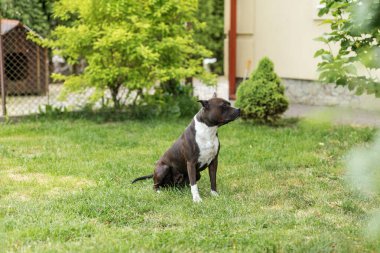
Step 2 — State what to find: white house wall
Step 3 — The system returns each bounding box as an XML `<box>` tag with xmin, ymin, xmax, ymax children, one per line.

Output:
<box><xmin>224</xmin><ymin>0</ymin><xmax>330</xmax><ymax>80</ymax></box>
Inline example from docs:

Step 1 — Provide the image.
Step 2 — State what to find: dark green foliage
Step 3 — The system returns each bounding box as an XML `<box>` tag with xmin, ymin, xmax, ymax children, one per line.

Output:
<box><xmin>195</xmin><ymin>0</ymin><xmax>224</xmax><ymax>74</ymax></box>
<box><xmin>0</xmin><ymin>0</ymin><xmax>55</xmax><ymax>36</ymax></box>
<box><xmin>130</xmin><ymin>81</ymin><xmax>199</xmax><ymax>119</ymax></box>
<box><xmin>38</xmin><ymin>83</ymin><xmax>200</xmax><ymax>120</ymax></box>
<box><xmin>235</xmin><ymin>57</ymin><xmax>289</xmax><ymax>122</ymax></box>
<box><xmin>316</xmin><ymin>0</ymin><xmax>380</xmax><ymax>97</ymax></box>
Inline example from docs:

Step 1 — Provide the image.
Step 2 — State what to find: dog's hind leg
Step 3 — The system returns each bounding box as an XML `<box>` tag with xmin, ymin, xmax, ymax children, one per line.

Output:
<box><xmin>153</xmin><ymin>163</ymin><xmax>170</xmax><ymax>191</ymax></box>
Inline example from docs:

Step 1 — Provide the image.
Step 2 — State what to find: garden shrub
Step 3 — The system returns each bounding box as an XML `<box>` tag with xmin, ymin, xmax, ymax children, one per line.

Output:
<box><xmin>131</xmin><ymin>80</ymin><xmax>199</xmax><ymax>119</ymax></box>
<box><xmin>38</xmin><ymin>81</ymin><xmax>199</xmax><ymax>120</ymax></box>
<box><xmin>235</xmin><ymin>57</ymin><xmax>288</xmax><ymax>122</ymax></box>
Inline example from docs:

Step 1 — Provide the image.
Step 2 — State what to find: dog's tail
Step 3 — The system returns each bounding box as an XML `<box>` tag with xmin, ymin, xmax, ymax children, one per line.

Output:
<box><xmin>131</xmin><ymin>174</ymin><xmax>153</xmax><ymax>184</ymax></box>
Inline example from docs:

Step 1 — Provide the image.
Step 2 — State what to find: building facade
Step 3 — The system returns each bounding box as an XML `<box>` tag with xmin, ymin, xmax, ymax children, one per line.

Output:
<box><xmin>224</xmin><ymin>0</ymin><xmax>327</xmax><ymax>89</ymax></box>
<box><xmin>221</xmin><ymin>0</ymin><xmax>380</xmax><ymax>110</ymax></box>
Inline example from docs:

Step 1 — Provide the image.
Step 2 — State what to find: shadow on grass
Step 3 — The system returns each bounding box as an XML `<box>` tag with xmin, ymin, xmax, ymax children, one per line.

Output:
<box><xmin>239</xmin><ymin>117</ymin><xmax>300</xmax><ymax>128</ymax></box>
<box><xmin>2</xmin><ymin>107</ymin><xmax>301</xmax><ymax>128</ymax></box>
<box><xmin>2</xmin><ymin>107</ymin><xmax>192</xmax><ymax>125</ymax></box>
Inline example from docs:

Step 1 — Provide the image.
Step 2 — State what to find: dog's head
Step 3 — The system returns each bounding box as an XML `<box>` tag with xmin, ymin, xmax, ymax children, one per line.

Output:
<box><xmin>198</xmin><ymin>96</ymin><xmax>240</xmax><ymax>127</ymax></box>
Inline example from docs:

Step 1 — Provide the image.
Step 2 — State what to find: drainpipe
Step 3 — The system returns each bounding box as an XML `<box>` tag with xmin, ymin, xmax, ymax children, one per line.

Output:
<box><xmin>228</xmin><ymin>0</ymin><xmax>237</xmax><ymax>100</ymax></box>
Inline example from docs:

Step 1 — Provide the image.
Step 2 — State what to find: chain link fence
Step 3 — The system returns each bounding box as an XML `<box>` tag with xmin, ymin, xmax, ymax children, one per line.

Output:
<box><xmin>0</xmin><ymin>19</ymin><xmax>91</xmax><ymax>118</ymax></box>
<box><xmin>0</xmin><ymin>19</ymin><xmax>217</xmax><ymax>119</ymax></box>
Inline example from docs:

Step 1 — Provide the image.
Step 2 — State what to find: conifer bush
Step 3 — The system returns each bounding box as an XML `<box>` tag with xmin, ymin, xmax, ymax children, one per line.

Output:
<box><xmin>235</xmin><ymin>57</ymin><xmax>289</xmax><ymax>122</ymax></box>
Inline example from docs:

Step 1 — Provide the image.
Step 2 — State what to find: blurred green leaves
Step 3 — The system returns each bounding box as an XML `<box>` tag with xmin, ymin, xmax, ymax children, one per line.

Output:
<box><xmin>346</xmin><ymin>133</ymin><xmax>380</xmax><ymax>196</ymax></box>
<box><xmin>346</xmin><ymin>133</ymin><xmax>380</xmax><ymax>241</ymax></box>
<box><xmin>315</xmin><ymin>0</ymin><xmax>380</xmax><ymax>97</ymax></box>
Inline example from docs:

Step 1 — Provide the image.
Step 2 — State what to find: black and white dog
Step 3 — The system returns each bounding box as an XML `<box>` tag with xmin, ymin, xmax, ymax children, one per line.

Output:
<box><xmin>132</xmin><ymin>96</ymin><xmax>240</xmax><ymax>202</ymax></box>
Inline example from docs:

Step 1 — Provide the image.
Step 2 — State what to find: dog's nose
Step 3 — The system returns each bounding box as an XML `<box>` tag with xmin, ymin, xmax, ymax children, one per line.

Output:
<box><xmin>237</xmin><ymin>108</ymin><xmax>241</xmax><ymax>116</ymax></box>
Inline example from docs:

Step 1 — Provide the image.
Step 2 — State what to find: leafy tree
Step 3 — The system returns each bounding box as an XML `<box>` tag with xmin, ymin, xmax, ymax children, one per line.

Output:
<box><xmin>34</xmin><ymin>0</ymin><xmax>214</xmax><ymax>109</ymax></box>
<box><xmin>315</xmin><ymin>0</ymin><xmax>380</xmax><ymax>97</ymax></box>
<box><xmin>0</xmin><ymin>0</ymin><xmax>55</xmax><ymax>36</ymax></box>
<box><xmin>195</xmin><ymin>0</ymin><xmax>224</xmax><ymax>74</ymax></box>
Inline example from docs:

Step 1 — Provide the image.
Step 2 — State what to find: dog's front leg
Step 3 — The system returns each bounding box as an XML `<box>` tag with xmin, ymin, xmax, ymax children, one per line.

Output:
<box><xmin>187</xmin><ymin>161</ymin><xmax>202</xmax><ymax>203</ymax></box>
<box><xmin>209</xmin><ymin>157</ymin><xmax>219</xmax><ymax>196</ymax></box>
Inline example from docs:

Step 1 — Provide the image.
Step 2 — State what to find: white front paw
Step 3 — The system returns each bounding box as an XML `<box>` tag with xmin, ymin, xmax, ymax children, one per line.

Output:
<box><xmin>210</xmin><ymin>190</ymin><xmax>219</xmax><ymax>197</ymax></box>
<box><xmin>193</xmin><ymin>195</ymin><xmax>203</xmax><ymax>203</ymax></box>
<box><xmin>191</xmin><ymin>184</ymin><xmax>202</xmax><ymax>203</ymax></box>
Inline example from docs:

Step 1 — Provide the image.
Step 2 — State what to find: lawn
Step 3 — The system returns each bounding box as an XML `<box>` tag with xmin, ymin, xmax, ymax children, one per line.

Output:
<box><xmin>0</xmin><ymin>115</ymin><xmax>379</xmax><ymax>252</ymax></box>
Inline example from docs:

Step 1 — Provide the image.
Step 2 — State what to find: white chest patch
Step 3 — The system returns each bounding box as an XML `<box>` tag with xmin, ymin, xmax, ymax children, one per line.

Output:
<box><xmin>194</xmin><ymin>117</ymin><xmax>219</xmax><ymax>167</ymax></box>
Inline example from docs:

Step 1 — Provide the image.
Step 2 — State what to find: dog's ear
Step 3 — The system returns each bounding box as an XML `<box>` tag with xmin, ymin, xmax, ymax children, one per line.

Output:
<box><xmin>212</xmin><ymin>92</ymin><xmax>217</xmax><ymax>98</ymax></box>
<box><xmin>198</xmin><ymin>100</ymin><xmax>209</xmax><ymax>109</ymax></box>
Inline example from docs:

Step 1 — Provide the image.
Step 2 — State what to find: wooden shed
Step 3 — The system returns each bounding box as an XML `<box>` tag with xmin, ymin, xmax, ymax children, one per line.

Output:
<box><xmin>0</xmin><ymin>19</ymin><xmax>48</xmax><ymax>95</ymax></box>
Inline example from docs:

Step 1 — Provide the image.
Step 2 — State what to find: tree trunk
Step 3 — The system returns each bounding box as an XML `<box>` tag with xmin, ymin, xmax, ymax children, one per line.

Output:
<box><xmin>110</xmin><ymin>84</ymin><xmax>121</xmax><ymax>110</ymax></box>
<box><xmin>185</xmin><ymin>77</ymin><xmax>193</xmax><ymax>86</ymax></box>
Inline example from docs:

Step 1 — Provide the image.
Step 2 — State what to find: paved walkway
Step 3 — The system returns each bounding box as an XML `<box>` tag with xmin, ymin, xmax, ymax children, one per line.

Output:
<box><xmin>284</xmin><ymin>104</ymin><xmax>380</xmax><ymax>127</ymax></box>
<box><xmin>192</xmin><ymin>76</ymin><xmax>380</xmax><ymax>127</ymax></box>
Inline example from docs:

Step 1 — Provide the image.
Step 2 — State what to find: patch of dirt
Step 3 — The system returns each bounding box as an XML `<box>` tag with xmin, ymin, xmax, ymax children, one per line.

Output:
<box><xmin>2</xmin><ymin>169</ymin><xmax>96</xmax><ymax>201</ymax></box>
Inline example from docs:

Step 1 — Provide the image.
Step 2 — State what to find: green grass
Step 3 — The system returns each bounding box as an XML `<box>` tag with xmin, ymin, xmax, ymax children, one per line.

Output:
<box><xmin>0</xmin><ymin>115</ymin><xmax>379</xmax><ymax>252</ymax></box>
